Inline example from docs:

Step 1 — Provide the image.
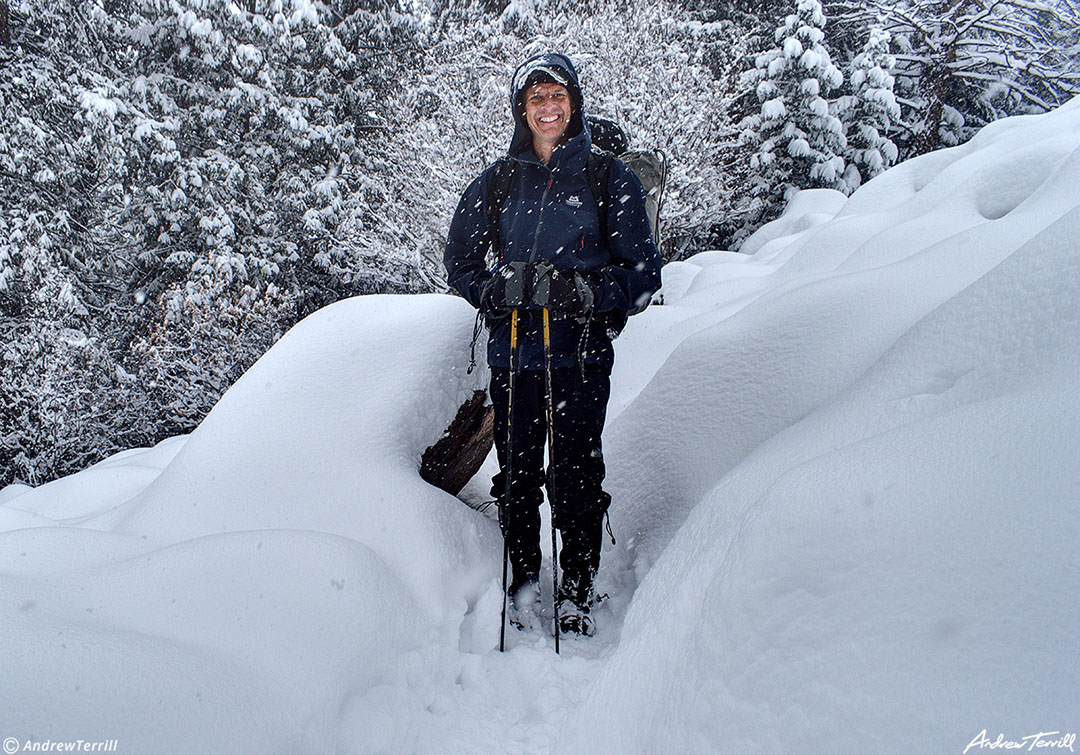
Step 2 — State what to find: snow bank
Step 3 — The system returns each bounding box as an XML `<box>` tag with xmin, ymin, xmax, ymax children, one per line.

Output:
<box><xmin>572</xmin><ymin>203</ymin><xmax>1080</xmax><ymax>754</ymax></box>
<box><xmin>569</xmin><ymin>98</ymin><xmax>1080</xmax><ymax>750</ymax></box>
<box><xmin>113</xmin><ymin>294</ymin><xmax>492</xmax><ymax>618</ymax></box>
<box><xmin>604</xmin><ymin>96</ymin><xmax>1080</xmax><ymax>571</ymax></box>
<box><xmin>1</xmin><ymin>295</ymin><xmax>497</xmax><ymax>751</ymax></box>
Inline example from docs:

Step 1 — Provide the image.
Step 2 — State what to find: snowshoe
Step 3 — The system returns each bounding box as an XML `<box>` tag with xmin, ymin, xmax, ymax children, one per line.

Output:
<box><xmin>558</xmin><ymin>607</ymin><xmax>595</xmax><ymax>637</ymax></box>
<box><xmin>557</xmin><ymin>571</ymin><xmax>599</xmax><ymax>637</ymax></box>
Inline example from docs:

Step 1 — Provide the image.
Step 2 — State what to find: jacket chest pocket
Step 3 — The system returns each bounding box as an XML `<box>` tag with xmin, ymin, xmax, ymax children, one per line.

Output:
<box><xmin>546</xmin><ymin>189</ymin><xmax>600</xmax><ymax>254</ymax></box>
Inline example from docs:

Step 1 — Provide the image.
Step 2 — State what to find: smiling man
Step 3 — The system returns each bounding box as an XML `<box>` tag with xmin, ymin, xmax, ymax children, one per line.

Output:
<box><xmin>444</xmin><ymin>52</ymin><xmax>662</xmax><ymax>640</ymax></box>
<box><xmin>523</xmin><ymin>80</ymin><xmax>572</xmax><ymax>163</ymax></box>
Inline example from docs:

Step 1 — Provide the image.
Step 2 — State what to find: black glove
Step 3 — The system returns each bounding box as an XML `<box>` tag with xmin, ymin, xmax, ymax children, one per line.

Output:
<box><xmin>480</xmin><ymin>261</ymin><xmax>529</xmax><ymax>315</ymax></box>
<box><xmin>528</xmin><ymin>261</ymin><xmax>595</xmax><ymax>316</ymax></box>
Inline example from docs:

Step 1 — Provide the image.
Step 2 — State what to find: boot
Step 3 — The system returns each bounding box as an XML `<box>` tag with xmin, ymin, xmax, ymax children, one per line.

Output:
<box><xmin>557</xmin><ymin>511</ymin><xmax>605</xmax><ymax>637</ymax></box>
<box><xmin>508</xmin><ymin>577</ymin><xmax>542</xmax><ymax>631</ymax></box>
<box><xmin>503</xmin><ymin>499</ymin><xmax>541</xmax><ymax>631</ymax></box>
<box><xmin>499</xmin><ymin>493</ymin><xmax>542</xmax><ymax>598</ymax></box>
<box><xmin>506</xmin><ymin>528</ymin><xmax>541</xmax><ymax>600</ymax></box>
<box><xmin>558</xmin><ymin>572</ymin><xmax>596</xmax><ymax>637</ymax></box>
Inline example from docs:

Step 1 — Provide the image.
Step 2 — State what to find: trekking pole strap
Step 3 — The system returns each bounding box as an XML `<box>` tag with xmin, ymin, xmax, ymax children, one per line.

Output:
<box><xmin>467</xmin><ymin>309</ymin><xmax>483</xmax><ymax>375</ymax></box>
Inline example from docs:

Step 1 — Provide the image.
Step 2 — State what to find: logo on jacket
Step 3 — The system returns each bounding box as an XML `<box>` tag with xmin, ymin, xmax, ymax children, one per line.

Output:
<box><xmin>566</xmin><ymin>195</ymin><xmax>583</xmax><ymax>208</ymax></box>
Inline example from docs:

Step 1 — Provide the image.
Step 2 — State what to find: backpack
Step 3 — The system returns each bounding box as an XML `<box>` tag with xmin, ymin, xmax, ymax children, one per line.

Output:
<box><xmin>586</xmin><ymin>115</ymin><xmax>667</xmax><ymax>247</ymax></box>
<box><xmin>484</xmin><ymin>115</ymin><xmax>666</xmax><ymax>320</ymax></box>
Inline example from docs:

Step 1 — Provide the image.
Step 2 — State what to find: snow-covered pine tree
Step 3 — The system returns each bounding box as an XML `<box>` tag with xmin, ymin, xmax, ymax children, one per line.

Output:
<box><xmin>115</xmin><ymin>0</ymin><xmax>427</xmax><ymax>437</ymax></box>
<box><xmin>1</xmin><ymin>0</ymin><xmax>431</xmax><ymax>487</ymax></box>
<box><xmin>738</xmin><ymin>0</ymin><xmax>848</xmax><ymax>236</ymax></box>
<box><xmin>837</xmin><ymin>25</ymin><xmax>900</xmax><ymax>189</ymax></box>
<box><xmin>113</xmin><ymin>0</ymin><xmax>300</xmax><ymax>434</ymax></box>
<box><xmin>0</xmin><ymin>0</ymin><xmax>141</xmax><ymax>485</ymax></box>
<box><xmin>290</xmin><ymin>0</ymin><xmax>430</xmax><ymax>303</ymax></box>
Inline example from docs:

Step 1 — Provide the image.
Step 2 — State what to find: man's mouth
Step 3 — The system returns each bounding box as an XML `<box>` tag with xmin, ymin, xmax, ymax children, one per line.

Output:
<box><xmin>539</xmin><ymin>114</ymin><xmax>561</xmax><ymax>124</ymax></box>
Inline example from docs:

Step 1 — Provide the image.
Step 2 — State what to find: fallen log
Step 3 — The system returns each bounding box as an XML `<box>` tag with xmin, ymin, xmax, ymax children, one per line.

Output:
<box><xmin>420</xmin><ymin>390</ymin><xmax>494</xmax><ymax>496</ymax></box>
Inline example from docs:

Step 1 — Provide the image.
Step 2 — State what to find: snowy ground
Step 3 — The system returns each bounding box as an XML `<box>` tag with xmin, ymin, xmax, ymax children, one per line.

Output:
<box><xmin>3</xmin><ymin>100</ymin><xmax>1079</xmax><ymax>754</ymax></box>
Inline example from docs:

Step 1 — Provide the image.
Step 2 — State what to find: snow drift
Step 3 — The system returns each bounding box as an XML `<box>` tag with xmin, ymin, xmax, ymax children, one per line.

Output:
<box><xmin>3</xmin><ymin>100</ymin><xmax>1079</xmax><ymax>752</ymax></box>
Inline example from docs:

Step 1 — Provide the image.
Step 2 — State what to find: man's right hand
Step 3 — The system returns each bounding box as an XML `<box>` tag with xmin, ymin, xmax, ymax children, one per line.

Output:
<box><xmin>481</xmin><ymin>261</ymin><xmax>530</xmax><ymax>315</ymax></box>
<box><xmin>527</xmin><ymin>261</ymin><xmax>594</xmax><ymax>316</ymax></box>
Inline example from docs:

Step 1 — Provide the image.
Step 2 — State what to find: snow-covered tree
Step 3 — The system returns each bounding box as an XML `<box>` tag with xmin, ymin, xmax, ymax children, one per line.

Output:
<box><xmin>109</xmin><ymin>0</ymin><xmax>429</xmax><ymax>450</ymax></box>
<box><xmin>837</xmin><ymin>25</ymin><xmax>900</xmax><ymax>188</ymax></box>
<box><xmin>832</xmin><ymin>0</ymin><xmax>1080</xmax><ymax>156</ymax></box>
<box><xmin>0</xmin><ymin>0</ymin><xmax>430</xmax><ymax>487</ymax></box>
<box><xmin>738</xmin><ymin>0</ymin><xmax>848</xmax><ymax>237</ymax></box>
<box><xmin>0</xmin><ymin>0</ymin><xmax>138</xmax><ymax>485</ymax></box>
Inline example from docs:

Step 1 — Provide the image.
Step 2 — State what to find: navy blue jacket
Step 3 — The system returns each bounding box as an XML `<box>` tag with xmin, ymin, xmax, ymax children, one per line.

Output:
<box><xmin>444</xmin><ymin>53</ymin><xmax>662</xmax><ymax>371</ymax></box>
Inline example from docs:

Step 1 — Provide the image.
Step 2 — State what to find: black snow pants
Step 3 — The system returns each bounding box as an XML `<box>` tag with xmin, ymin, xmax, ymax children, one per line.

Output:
<box><xmin>489</xmin><ymin>364</ymin><xmax>611</xmax><ymax>604</ymax></box>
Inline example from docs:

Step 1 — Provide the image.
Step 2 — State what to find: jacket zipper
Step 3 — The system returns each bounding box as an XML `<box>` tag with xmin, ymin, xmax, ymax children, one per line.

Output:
<box><xmin>528</xmin><ymin>172</ymin><xmax>555</xmax><ymax>263</ymax></box>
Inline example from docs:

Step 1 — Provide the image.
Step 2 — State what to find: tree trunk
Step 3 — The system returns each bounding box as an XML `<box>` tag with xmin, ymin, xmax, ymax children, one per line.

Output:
<box><xmin>914</xmin><ymin>79</ymin><xmax>944</xmax><ymax>155</ymax></box>
<box><xmin>914</xmin><ymin>0</ymin><xmax>965</xmax><ymax>156</ymax></box>
<box><xmin>420</xmin><ymin>390</ymin><xmax>494</xmax><ymax>497</ymax></box>
<box><xmin>914</xmin><ymin>43</ymin><xmax>957</xmax><ymax>156</ymax></box>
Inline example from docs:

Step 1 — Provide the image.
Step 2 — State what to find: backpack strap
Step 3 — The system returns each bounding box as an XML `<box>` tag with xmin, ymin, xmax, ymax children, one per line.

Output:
<box><xmin>585</xmin><ymin>148</ymin><xmax>612</xmax><ymax>243</ymax></box>
<box><xmin>485</xmin><ymin>157</ymin><xmax>516</xmax><ymax>263</ymax></box>
<box><xmin>586</xmin><ymin>148</ymin><xmax>653</xmax><ymax>325</ymax></box>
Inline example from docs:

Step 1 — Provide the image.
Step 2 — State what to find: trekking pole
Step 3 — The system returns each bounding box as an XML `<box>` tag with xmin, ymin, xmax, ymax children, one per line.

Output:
<box><xmin>499</xmin><ymin>309</ymin><xmax>519</xmax><ymax>653</ymax></box>
<box><xmin>542</xmin><ymin>307</ymin><xmax>561</xmax><ymax>655</ymax></box>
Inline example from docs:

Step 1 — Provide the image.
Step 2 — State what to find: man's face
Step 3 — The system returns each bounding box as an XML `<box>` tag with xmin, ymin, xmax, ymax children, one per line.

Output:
<box><xmin>524</xmin><ymin>82</ymin><xmax>572</xmax><ymax>144</ymax></box>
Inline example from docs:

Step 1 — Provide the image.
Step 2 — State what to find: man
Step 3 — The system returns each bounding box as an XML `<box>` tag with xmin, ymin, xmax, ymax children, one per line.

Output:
<box><xmin>444</xmin><ymin>52</ymin><xmax>662</xmax><ymax>637</ymax></box>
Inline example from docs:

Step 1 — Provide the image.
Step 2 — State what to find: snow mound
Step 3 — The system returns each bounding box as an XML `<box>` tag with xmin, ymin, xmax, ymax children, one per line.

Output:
<box><xmin>1</xmin><ymin>294</ymin><xmax>499</xmax><ymax>750</ymax></box>
<box><xmin>573</xmin><ymin>200</ymin><xmax>1080</xmax><ymax>753</ymax></box>
<box><xmin>604</xmin><ymin>96</ymin><xmax>1080</xmax><ymax>572</ymax></box>
<box><xmin>575</xmin><ymin>97</ymin><xmax>1080</xmax><ymax>751</ymax></box>
<box><xmin>737</xmin><ymin>187</ymin><xmax>848</xmax><ymax>255</ymax></box>
<box><xmin>112</xmin><ymin>294</ymin><xmax>492</xmax><ymax>618</ymax></box>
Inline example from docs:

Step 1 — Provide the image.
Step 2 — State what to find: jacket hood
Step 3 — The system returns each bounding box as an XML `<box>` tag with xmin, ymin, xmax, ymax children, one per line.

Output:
<box><xmin>508</xmin><ymin>52</ymin><xmax>589</xmax><ymax>158</ymax></box>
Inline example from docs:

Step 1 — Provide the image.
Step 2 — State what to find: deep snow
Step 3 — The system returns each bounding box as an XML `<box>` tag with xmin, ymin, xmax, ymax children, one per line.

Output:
<box><xmin>2</xmin><ymin>100</ymin><xmax>1079</xmax><ymax>753</ymax></box>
